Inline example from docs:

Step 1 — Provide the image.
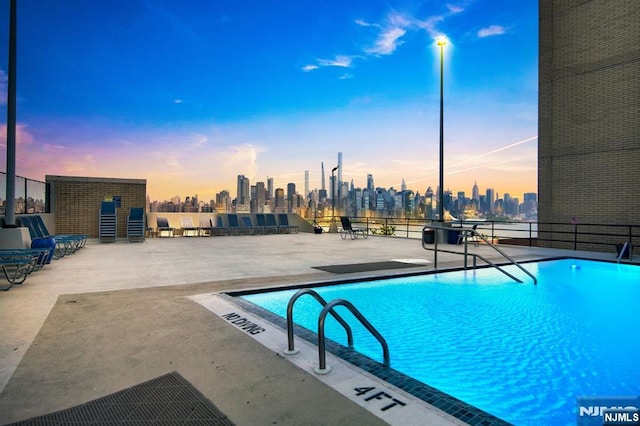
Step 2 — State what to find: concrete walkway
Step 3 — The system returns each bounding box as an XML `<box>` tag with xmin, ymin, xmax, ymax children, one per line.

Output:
<box><xmin>0</xmin><ymin>233</ymin><xmax>617</xmax><ymax>425</ymax></box>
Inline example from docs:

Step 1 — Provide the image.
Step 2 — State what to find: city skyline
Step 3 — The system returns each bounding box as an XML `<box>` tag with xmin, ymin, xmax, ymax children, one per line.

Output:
<box><xmin>1</xmin><ymin>0</ymin><xmax>538</xmax><ymax>202</ymax></box>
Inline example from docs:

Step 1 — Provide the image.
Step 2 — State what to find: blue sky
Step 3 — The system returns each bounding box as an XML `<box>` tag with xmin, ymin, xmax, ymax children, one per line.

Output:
<box><xmin>0</xmin><ymin>0</ymin><xmax>538</xmax><ymax>202</ymax></box>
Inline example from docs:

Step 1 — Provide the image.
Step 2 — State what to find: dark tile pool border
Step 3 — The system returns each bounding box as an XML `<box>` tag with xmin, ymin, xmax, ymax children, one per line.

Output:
<box><xmin>222</xmin><ymin>292</ymin><xmax>512</xmax><ymax>426</ymax></box>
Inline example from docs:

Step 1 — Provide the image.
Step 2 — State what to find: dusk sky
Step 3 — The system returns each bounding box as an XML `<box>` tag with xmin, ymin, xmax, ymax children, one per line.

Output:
<box><xmin>1</xmin><ymin>0</ymin><xmax>538</xmax><ymax>202</ymax></box>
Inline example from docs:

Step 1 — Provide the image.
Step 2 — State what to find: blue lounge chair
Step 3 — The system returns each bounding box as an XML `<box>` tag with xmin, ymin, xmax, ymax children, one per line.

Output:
<box><xmin>278</xmin><ymin>214</ymin><xmax>298</xmax><ymax>234</ymax></box>
<box><xmin>0</xmin><ymin>248</ymin><xmax>51</xmax><ymax>290</ymax></box>
<box><xmin>240</xmin><ymin>216</ymin><xmax>258</xmax><ymax>235</ymax></box>
<box><xmin>265</xmin><ymin>214</ymin><xmax>281</xmax><ymax>233</ymax></box>
<box><xmin>227</xmin><ymin>214</ymin><xmax>242</xmax><ymax>235</ymax></box>
<box><xmin>99</xmin><ymin>201</ymin><xmax>117</xmax><ymax>243</ymax></box>
<box><xmin>127</xmin><ymin>207</ymin><xmax>145</xmax><ymax>242</ymax></box>
<box><xmin>18</xmin><ymin>215</ymin><xmax>78</xmax><ymax>258</ymax></box>
<box><xmin>209</xmin><ymin>216</ymin><xmax>230</xmax><ymax>236</ymax></box>
<box><xmin>256</xmin><ymin>214</ymin><xmax>277</xmax><ymax>234</ymax></box>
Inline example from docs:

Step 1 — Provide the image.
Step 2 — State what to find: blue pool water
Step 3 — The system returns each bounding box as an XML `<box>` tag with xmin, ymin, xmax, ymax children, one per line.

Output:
<box><xmin>241</xmin><ymin>259</ymin><xmax>640</xmax><ymax>425</ymax></box>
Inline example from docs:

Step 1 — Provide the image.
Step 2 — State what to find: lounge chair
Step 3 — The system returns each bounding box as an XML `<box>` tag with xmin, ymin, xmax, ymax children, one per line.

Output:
<box><xmin>99</xmin><ymin>201</ymin><xmax>117</xmax><ymax>243</ymax></box>
<box><xmin>156</xmin><ymin>217</ymin><xmax>174</xmax><ymax>237</ymax></box>
<box><xmin>227</xmin><ymin>214</ymin><xmax>242</xmax><ymax>235</ymax></box>
<box><xmin>278</xmin><ymin>214</ymin><xmax>298</xmax><ymax>234</ymax></box>
<box><xmin>127</xmin><ymin>207</ymin><xmax>145</xmax><ymax>242</ymax></box>
<box><xmin>0</xmin><ymin>248</ymin><xmax>52</xmax><ymax>290</ymax></box>
<box><xmin>339</xmin><ymin>216</ymin><xmax>368</xmax><ymax>240</ymax></box>
<box><xmin>256</xmin><ymin>214</ymin><xmax>278</xmax><ymax>234</ymax></box>
<box><xmin>457</xmin><ymin>224</ymin><xmax>480</xmax><ymax>246</ymax></box>
<box><xmin>18</xmin><ymin>215</ymin><xmax>81</xmax><ymax>257</ymax></box>
<box><xmin>265</xmin><ymin>214</ymin><xmax>282</xmax><ymax>233</ymax></box>
<box><xmin>240</xmin><ymin>216</ymin><xmax>258</xmax><ymax>235</ymax></box>
<box><xmin>209</xmin><ymin>216</ymin><xmax>230</xmax><ymax>236</ymax></box>
<box><xmin>180</xmin><ymin>217</ymin><xmax>201</xmax><ymax>237</ymax></box>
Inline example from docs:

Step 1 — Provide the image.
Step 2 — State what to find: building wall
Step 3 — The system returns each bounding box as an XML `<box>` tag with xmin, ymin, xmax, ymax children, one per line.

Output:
<box><xmin>46</xmin><ymin>175</ymin><xmax>146</xmax><ymax>239</ymax></box>
<box><xmin>538</xmin><ymin>0</ymin><xmax>640</xmax><ymax>250</ymax></box>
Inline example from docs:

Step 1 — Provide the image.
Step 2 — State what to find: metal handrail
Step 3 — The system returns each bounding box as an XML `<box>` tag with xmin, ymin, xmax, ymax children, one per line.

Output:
<box><xmin>315</xmin><ymin>298</ymin><xmax>389</xmax><ymax>374</ymax></box>
<box><xmin>284</xmin><ymin>288</ymin><xmax>353</xmax><ymax>355</ymax></box>
<box><xmin>422</xmin><ymin>224</ymin><xmax>537</xmax><ymax>285</ymax></box>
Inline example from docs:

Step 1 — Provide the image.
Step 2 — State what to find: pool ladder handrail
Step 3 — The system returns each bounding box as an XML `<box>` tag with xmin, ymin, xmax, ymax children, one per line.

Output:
<box><xmin>285</xmin><ymin>288</ymin><xmax>354</xmax><ymax>355</ymax></box>
<box><xmin>316</xmin><ymin>298</ymin><xmax>390</xmax><ymax>374</ymax></box>
<box><xmin>422</xmin><ymin>224</ymin><xmax>538</xmax><ymax>285</ymax></box>
<box><xmin>284</xmin><ymin>289</ymin><xmax>390</xmax><ymax>374</ymax></box>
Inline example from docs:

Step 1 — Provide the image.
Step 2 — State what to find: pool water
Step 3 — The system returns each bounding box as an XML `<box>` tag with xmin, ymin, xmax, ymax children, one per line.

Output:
<box><xmin>241</xmin><ymin>259</ymin><xmax>640</xmax><ymax>425</ymax></box>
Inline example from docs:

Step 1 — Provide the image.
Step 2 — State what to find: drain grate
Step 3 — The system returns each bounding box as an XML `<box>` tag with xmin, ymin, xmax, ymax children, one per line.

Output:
<box><xmin>8</xmin><ymin>371</ymin><xmax>234</xmax><ymax>425</ymax></box>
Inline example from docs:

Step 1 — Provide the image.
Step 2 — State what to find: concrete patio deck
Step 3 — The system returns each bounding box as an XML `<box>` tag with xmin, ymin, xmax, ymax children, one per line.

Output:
<box><xmin>0</xmin><ymin>232</ymin><xmax>617</xmax><ymax>425</ymax></box>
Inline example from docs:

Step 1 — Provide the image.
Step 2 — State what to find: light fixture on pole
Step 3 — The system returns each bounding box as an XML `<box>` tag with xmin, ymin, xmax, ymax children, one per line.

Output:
<box><xmin>331</xmin><ymin>165</ymin><xmax>339</xmax><ymax>220</ymax></box>
<box><xmin>328</xmin><ymin>165</ymin><xmax>339</xmax><ymax>233</ymax></box>
<box><xmin>436</xmin><ymin>35</ymin><xmax>446</xmax><ymax>223</ymax></box>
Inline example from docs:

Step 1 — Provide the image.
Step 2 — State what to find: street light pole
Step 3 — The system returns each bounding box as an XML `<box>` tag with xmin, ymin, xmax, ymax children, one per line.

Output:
<box><xmin>437</xmin><ymin>36</ymin><xmax>446</xmax><ymax>223</ymax></box>
<box><xmin>329</xmin><ymin>165</ymin><xmax>339</xmax><ymax>232</ymax></box>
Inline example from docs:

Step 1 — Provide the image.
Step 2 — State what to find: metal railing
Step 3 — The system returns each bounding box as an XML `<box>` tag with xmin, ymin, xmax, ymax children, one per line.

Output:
<box><xmin>284</xmin><ymin>288</ymin><xmax>353</xmax><ymax>355</ymax></box>
<box><xmin>0</xmin><ymin>171</ymin><xmax>46</xmax><ymax>215</ymax></box>
<box><xmin>421</xmin><ymin>224</ymin><xmax>538</xmax><ymax>285</ymax></box>
<box><xmin>284</xmin><ymin>288</ymin><xmax>389</xmax><ymax>374</ymax></box>
<box><xmin>312</xmin><ymin>216</ymin><xmax>638</xmax><ymax>257</ymax></box>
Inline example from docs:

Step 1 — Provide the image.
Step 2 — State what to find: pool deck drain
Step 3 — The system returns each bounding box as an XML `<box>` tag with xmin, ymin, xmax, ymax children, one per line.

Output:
<box><xmin>190</xmin><ymin>292</ymin><xmax>468</xmax><ymax>426</ymax></box>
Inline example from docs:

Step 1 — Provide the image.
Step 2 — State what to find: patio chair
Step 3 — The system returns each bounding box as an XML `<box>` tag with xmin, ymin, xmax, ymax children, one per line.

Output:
<box><xmin>0</xmin><ymin>248</ymin><xmax>52</xmax><ymax>290</ymax></box>
<box><xmin>18</xmin><ymin>215</ymin><xmax>80</xmax><ymax>258</ymax></box>
<box><xmin>457</xmin><ymin>224</ymin><xmax>480</xmax><ymax>247</ymax></box>
<box><xmin>180</xmin><ymin>217</ymin><xmax>201</xmax><ymax>237</ymax></box>
<box><xmin>277</xmin><ymin>214</ymin><xmax>298</xmax><ymax>234</ymax></box>
<box><xmin>339</xmin><ymin>216</ymin><xmax>368</xmax><ymax>240</ymax></box>
<box><xmin>256</xmin><ymin>214</ymin><xmax>278</xmax><ymax>234</ymax></box>
<box><xmin>209</xmin><ymin>216</ymin><xmax>230</xmax><ymax>236</ymax></box>
<box><xmin>265</xmin><ymin>214</ymin><xmax>281</xmax><ymax>233</ymax></box>
<box><xmin>99</xmin><ymin>201</ymin><xmax>117</xmax><ymax>243</ymax></box>
<box><xmin>156</xmin><ymin>217</ymin><xmax>174</xmax><ymax>237</ymax></box>
<box><xmin>241</xmin><ymin>216</ymin><xmax>259</xmax><ymax>235</ymax></box>
<box><xmin>227</xmin><ymin>214</ymin><xmax>242</xmax><ymax>235</ymax></box>
<box><xmin>127</xmin><ymin>207</ymin><xmax>145</xmax><ymax>242</ymax></box>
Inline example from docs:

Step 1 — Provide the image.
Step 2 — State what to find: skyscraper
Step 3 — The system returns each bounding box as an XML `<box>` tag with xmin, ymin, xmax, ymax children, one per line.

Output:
<box><xmin>472</xmin><ymin>180</ymin><xmax>480</xmax><ymax>202</ymax></box>
<box><xmin>304</xmin><ymin>170</ymin><xmax>309</xmax><ymax>201</ymax></box>
<box><xmin>267</xmin><ymin>177</ymin><xmax>273</xmax><ymax>201</ymax></box>
<box><xmin>236</xmin><ymin>175</ymin><xmax>250</xmax><ymax>206</ymax></box>
<box><xmin>320</xmin><ymin>162</ymin><xmax>325</xmax><ymax>191</ymax></box>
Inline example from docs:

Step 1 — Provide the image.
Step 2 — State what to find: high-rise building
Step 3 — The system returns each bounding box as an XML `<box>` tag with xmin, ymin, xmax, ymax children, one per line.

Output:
<box><xmin>320</xmin><ymin>162</ymin><xmax>325</xmax><ymax>191</ymax></box>
<box><xmin>274</xmin><ymin>188</ymin><xmax>285</xmax><ymax>213</ymax></box>
<box><xmin>266</xmin><ymin>177</ymin><xmax>274</xmax><ymax>201</ymax></box>
<box><xmin>472</xmin><ymin>181</ymin><xmax>480</xmax><ymax>202</ymax></box>
<box><xmin>304</xmin><ymin>170</ymin><xmax>309</xmax><ymax>201</ymax></box>
<box><xmin>255</xmin><ymin>181</ymin><xmax>266</xmax><ymax>212</ymax></box>
<box><xmin>236</xmin><ymin>175</ymin><xmax>250</xmax><ymax>206</ymax></box>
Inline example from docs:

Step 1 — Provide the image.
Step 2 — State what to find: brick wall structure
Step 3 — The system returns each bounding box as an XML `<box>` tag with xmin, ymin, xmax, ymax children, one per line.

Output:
<box><xmin>46</xmin><ymin>175</ymin><xmax>146</xmax><ymax>239</ymax></box>
<box><xmin>538</xmin><ymin>0</ymin><xmax>640</xmax><ymax>252</ymax></box>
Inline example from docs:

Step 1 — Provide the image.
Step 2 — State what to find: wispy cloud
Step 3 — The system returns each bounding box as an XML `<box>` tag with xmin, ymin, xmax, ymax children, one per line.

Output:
<box><xmin>365</xmin><ymin>27</ymin><xmax>406</xmax><ymax>55</ymax></box>
<box><xmin>478</xmin><ymin>25</ymin><xmax>506</xmax><ymax>38</ymax></box>
<box><xmin>303</xmin><ymin>55</ymin><xmax>354</xmax><ymax>72</ymax></box>
<box><xmin>318</xmin><ymin>55</ymin><xmax>354</xmax><ymax>68</ymax></box>
<box><xmin>304</xmin><ymin>5</ymin><xmax>467</xmax><ymax>73</ymax></box>
<box><xmin>354</xmin><ymin>19</ymin><xmax>378</xmax><ymax>28</ymax></box>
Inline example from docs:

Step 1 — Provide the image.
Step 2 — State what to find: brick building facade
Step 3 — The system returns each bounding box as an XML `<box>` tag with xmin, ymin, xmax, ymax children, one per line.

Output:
<box><xmin>538</xmin><ymin>0</ymin><xmax>640</xmax><ymax>250</ymax></box>
<box><xmin>46</xmin><ymin>175</ymin><xmax>146</xmax><ymax>239</ymax></box>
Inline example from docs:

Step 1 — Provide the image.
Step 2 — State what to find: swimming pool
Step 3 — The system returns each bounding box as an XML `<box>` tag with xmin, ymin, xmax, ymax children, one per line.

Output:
<box><xmin>239</xmin><ymin>258</ymin><xmax>640</xmax><ymax>425</ymax></box>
